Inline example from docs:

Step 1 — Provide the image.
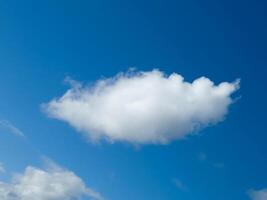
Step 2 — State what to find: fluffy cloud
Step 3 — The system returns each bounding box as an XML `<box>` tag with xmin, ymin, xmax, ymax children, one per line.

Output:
<box><xmin>0</xmin><ymin>163</ymin><xmax>103</xmax><ymax>200</ymax></box>
<box><xmin>44</xmin><ymin>69</ymin><xmax>239</xmax><ymax>144</ymax></box>
<box><xmin>249</xmin><ymin>189</ymin><xmax>267</xmax><ymax>200</ymax></box>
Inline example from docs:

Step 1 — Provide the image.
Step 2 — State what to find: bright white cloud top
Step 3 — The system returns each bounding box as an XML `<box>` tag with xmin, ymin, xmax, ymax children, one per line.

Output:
<box><xmin>44</xmin><ymin>69</ymin><xmax>239</xmax><ymax>144</ymax></box>
<box><xmin>249</xmin><ymin>188</ymin><xmax>267</xmax><ymax>200</ymax></box>
<box><xmin>0</xmin><ymin>163</ymin><xmax>103</xmax><ymax>200</ymax></box>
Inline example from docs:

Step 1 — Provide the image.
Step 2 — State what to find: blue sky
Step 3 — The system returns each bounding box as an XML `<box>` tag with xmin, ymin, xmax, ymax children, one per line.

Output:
<box><xmin>0</xmin><ymin>0</ymin><xmax>266</xmax><ymax>199</ymax></box>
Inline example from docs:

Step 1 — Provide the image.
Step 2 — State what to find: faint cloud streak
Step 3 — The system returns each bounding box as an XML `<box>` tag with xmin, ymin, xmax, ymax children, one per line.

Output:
<box><xmin>0</xmin><ymin>120</ymin><xmax>25</xmax><ymax>137</ymax></box>
<box><xmin>197</xmin><ymin>152</ymin><xmax>225</xmax><ymax>169</ymax></box>
<box><xmin>0</xmin><ymin>163</ymin><xmax>5</xmax><ymax>173</ymax></box>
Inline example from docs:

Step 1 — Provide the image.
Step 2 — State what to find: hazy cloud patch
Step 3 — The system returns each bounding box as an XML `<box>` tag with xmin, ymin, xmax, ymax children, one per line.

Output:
<box><xmin>197</xmin><ymin>152</ymin><xmax>225</xmax><ymax>169</ymax></box>
<box><xmin>248</xmin><ymin>188</ymin><xmax>267</xmax><ymax>200</ymax></box>
<box><xmin>173</xmin><ymin>178</ymin><xmax>188</xmax><ymax>192</ymax></box>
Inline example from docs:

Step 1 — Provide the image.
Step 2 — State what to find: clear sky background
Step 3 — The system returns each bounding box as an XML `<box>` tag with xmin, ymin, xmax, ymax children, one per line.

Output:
<box><xmin>0</xmin><ymin>0</ymin><xmax>266</xmax><ymax>200</ymax></box>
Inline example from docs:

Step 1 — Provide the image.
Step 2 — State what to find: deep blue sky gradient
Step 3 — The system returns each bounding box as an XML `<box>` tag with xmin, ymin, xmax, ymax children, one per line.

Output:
<box><xmin>0</xmin><ymin>0</ymin><xmax>266</xmax><ymax>199</ymax></box>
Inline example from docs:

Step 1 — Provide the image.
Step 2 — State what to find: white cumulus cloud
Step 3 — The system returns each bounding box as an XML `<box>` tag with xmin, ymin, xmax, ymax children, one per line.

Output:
<box><xmin>44</xmin><ymin>69</ymin><xmax>239</xmax><ymax>144</ymax></box>
<box><xmin>249</xmin><ymin>188</ymin><xmax>267</xmax><ymax>200</ymax></box>
<box><xmin>0</xmin><ymin>163</ymin><xmax>104</xmax><ymax>200</ymax></box>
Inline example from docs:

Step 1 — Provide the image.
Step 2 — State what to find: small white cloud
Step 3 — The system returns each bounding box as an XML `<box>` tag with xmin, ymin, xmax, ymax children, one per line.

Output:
<box><xmin>0</xmin><ymin>120</ymin><xmax>25</xmax><ymax>137</ymax></box>
<box><xmin>43</xmin><ymin>69</ymin><xmax>239</xmax><ymax>145</ymax></box>
<box><xmin>248</xmin><ymin>188</ymin><xmax>267</xmax><ymax>200</ymax></box>
<box><xmin>0</xmin><ymin>162</ymin><xmax>104</xmax><ymax>200</ymax></box>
